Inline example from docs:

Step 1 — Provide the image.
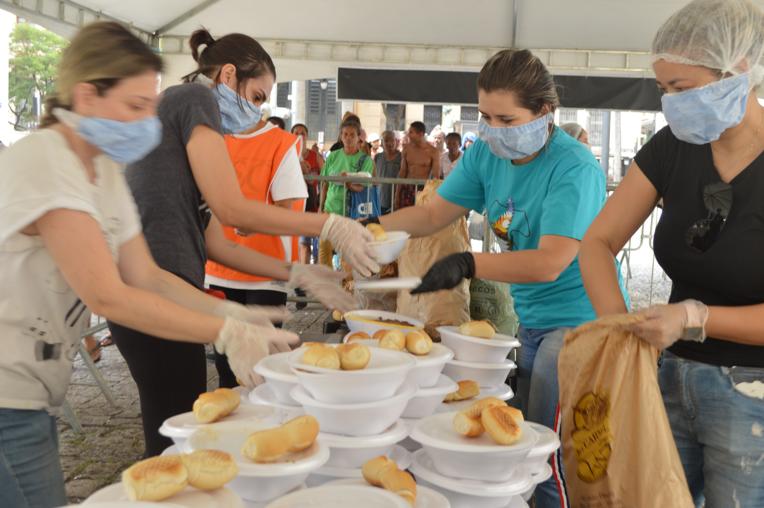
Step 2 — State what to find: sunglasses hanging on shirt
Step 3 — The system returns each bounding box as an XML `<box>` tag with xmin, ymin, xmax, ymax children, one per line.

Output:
<box><xmin>685</xmin><ymin>181</ymin><xmax>733</xmax><ymax>253</ymax></box>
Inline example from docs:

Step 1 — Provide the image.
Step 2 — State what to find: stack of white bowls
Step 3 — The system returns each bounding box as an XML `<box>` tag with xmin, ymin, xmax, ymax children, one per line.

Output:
<box><xmin>249</xmin><ymin>351</ymin><xmax>303</xmax><ymax>411</ymax></box>
<box><xmin>437</xmin><ymin>326</ymin><xmax>518</xmax><ymax>411</ymax></box>
<box><xmin>286</xmin><ymin>345</ymin><xmax>418</xmax><ymax>486</ymax></box>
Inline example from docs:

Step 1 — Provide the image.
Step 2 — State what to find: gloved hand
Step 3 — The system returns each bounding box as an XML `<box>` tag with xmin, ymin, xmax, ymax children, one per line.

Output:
<box><xmin>214</xmin><ymin>317</ymin><xmax>300</xmax><ymax>388</ymax></box>
<box><xmin>288</xmin><ymin>264</ymin><xmax>358</xmax><ymax>313</ymax></box>
<box><xmin>215</xmin><ymin>300</ymin><xmax>291</xmax><ymax>327</ymax></box>
<box><xmin>320</xmin><ymin>214</ymin><xmax>380</xmax><ymax>277</ymax></box>
<box><xmin>626</xmin><ymin>299</ymin><xmax>709</xmax><ymax>350</ymax></box>
<box><xmin>410</xmin><ymin>252</ymin><xmax>476</xmax><ymax>295</ymax></box>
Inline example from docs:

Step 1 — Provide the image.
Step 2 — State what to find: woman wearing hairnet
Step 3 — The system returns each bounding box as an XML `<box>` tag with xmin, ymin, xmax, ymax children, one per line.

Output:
<box><xmin>580</xmin><ymin>0</ymin><xmax>764</xmax><ymax>505</ymax></box>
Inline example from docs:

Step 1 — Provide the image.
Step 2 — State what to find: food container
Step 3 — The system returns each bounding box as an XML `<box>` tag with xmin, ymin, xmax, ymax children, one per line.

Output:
<box><xmin>253</xmin><ymin>352</ymin><xmax>299</xmax><ymax>405</ymax></box>
<box><xmin>436</xmin><ymin>384</ymin><xmax>514</xmax><ymax>414</ymax></box>
<box><xmin>326</xmin><ymin>478</ymin><xmax>451</xmax><ymax>508</ymax></box>
<box><xmin>306</xmin><ymin>445</ymin><xmax>412</xmax><ymax>488</ymax></box>
<box><xmin>265</xmin><ymin>484</ymin><xmax>410</xmax><ymax>508</ymax></box>
<box><xmin>402</xmin><ymin>375</ymin><xmax>458</xmax><ymax>419</ymax></box>
<box><xmin>368</xmin><ymin>231</ymin><xmax>411</xmax><ymax>264</ymax></box>
<box><xmin>344</xmin><ymin>310</ymin><xmax>424</xmax><ymax>336</ymax></box>
<box><xmin>409</xmin><ymin>412</ymin><xmax>538</xmax><ymax>482</ymax></box>
<box><xmin>83</xmin><ymin>483</ymin><xmax>243</xmax><ymax>508</ymax></box>
<box><xmin>186</xmin><ymin>421</ymin><xmax>329</xmax><ymax>503</ymax></box>
<box><xmin>248</xmin><ymin>383</ymin><xmax>304</xmax><ymax>412</ymax></box>
<box><xmin>521</xmin><ymin>464</ymin><xmax>553</xmax><ymax>502</ymax></box>
<box><xmin>525</xmin><ymin>422</ymin><xmax>561</xmax><ymax>475</ymax></box>
<box><xmin>289</xmin><ymin>346</ymin><xmax>416</xmax><ymax>404</ymax></box>
<box><xmin>291</xmin><ymin>382</ymin><xmax>416</xmax><ymax>437</ymax></box>
<box><xmin>438</xmin><ymin>326</ymin><xmax>520</xmax><ymax>364</ymax></box>
<box><xmin>442</xmin><ymin>359</ymin><xmax>515</xmax><ymax>388</ymax></box>
<box><xmin>321</xmin><ymin>421</ymin><xmax>409</xmax><ymax>468</ymax></box>
<box><xmin>410</xmin><ymin>449</ymin><xmax>533</xmax><ymax>508</ymax></box>
<box><xmin>158</xmin><ymin>404</ymin><xmax>280</xmax><ymax>451</ymax></box>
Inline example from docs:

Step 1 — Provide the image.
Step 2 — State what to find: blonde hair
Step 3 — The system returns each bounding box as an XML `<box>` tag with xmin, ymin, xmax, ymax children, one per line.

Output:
<box><xmin>41</xmin><ymin>21</ymin><xmax>163</xmax><ymax>127</ymax></box>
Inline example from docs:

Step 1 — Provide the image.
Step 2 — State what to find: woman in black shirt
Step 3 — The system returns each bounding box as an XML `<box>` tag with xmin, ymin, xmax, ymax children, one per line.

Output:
<box><xmin>581</xmin><ymin>0</ymin><xmax>764</xmax><ymax>505</ymax></box>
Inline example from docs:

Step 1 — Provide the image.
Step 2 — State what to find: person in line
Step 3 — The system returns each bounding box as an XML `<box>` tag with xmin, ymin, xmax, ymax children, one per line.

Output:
<box><xmin>440</xmin><ymin>132</ymin><xmax>463</xmax><ymax>179</ymax></box>
<box><xmin>461</xmin><ymin>131</ymin><xmax>477</xmax><ymax>150</ymax></box>
<box><xmin>365</xmin><ymin>49</ymin><xmax>626</xmax><ymax>508</ymax></box>
<box><xmin>267</xmin><ymin>115</ymin><xmax>286</xmax><ymax>130</ymax></box>
<box><xmin>580</xmin><ymin>0</ymin><xmax>764</xmax><ymax>505</ymax></box>
<box><xmin>374</xmin><ymin>130</ymin><xmax>402</xmax><ymax>215</ymax></box>
<box><xmin>0</xmin><ymin>22</ymin><xmax>300</xmax><ymax>508</ymax></box>
<box><xmin>560</xmin><ymin>122</ymin><xmax>589</xmax><ymax>146</ymax></box>
<box><xmin>395</xmin><ymin>121</ymin><xmax>440</xmax><ymax>209</ymax></box>
<box><xmin>319</xmin><ymin>119</ymin><xmax>375</xmax><ymax>267</ymax></box>
<box><xmin>329</xmin><ymin>112</ymin><xmax>362</xmax><ymax>152</ymax></box>
<box><xmin>110</xmin><ymin>29</ymin><xmax>377</xmax><ymax>457</ymax></box>
<box><xmin>291</xmin><ymin>123</ymin><xmax>323</xmax><ymax>267</ymax></box>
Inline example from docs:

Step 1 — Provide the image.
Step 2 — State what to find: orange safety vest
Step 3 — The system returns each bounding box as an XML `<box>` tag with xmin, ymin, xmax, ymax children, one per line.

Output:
<box><xmin>205</xmin><ymin>126</ymin><xmax>305</xmax><ymax>283</ymax></box>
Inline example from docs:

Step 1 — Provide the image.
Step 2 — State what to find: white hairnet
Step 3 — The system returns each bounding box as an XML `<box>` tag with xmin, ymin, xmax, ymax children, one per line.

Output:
<box><xmin>652</xmin><ymin>0</ymin><xmax>764</xmax><ymax>85</ymax></box>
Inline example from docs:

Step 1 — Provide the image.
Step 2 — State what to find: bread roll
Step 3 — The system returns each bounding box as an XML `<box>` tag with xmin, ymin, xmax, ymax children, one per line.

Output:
<box><xmin>405</xmin><ymin>330</ymin><xmax>433</xmax><ymax>355</ymax></box>
<box><xmin>481</xmin><ymin>405</ymin><xmax>523</xmax><ymax>445</ymax></box>
<box><xmin>281</xmin><ymin>415</ymin><xmax>320</xmax><ymax>452</ymax></box>
<box><xmin>366</xmin><ymin>223</ymin><xmax>388</xmax><ymax>241</ymax></box>
<box><xmin>372</xmin><ymin>329</ymin><xmax>390</xmax><ymax>340</ymax></box>
<box><xmin>453</xmin><ymin>412</ymin><xmax>484</xmax><ymax>437</ymax></box>
<box><xmin>332</xmin><ymin>310</ymin><xmax>344</xmax><ymax>322</ymax></box>
<box><xmin>241</xmin><ymin>427</ymin><xmax>291</xmax><ymax>463</ymax></box>
<box><xmin>122</xmin><ymin>455</ymin><xmax>188</xmax><ymax>501</ymax></box>
<box><xmin>461</xmin><ymin>397</ymin><xmax>506</xmax><ymax>420</ymax></box>
<box><xmin>193</xmin><ymin>388</ymin><xmax>240</xmax><ymax>424</ymax></box>
<box><xmin>302</xmin><ymin>345</ymin><xmax>341</xmax><ymax>369</ymax></box>
<box><xmin>504</xmin><ymin>406</ymin><xmax>524</xmax><ymax>423</ymax></box>
<box><xmin>181</xmin><ymin>450</ymin><xmax>238</xmax><ymax>491</ymax></box>
<box><xmin>444</xmin><ymin>380</ymin><xmax>480</xmax><ymax>402</ymax></box>
<box><xmin>380</xmin><ymin>468</ymin><xmax>417</xmax><ymax>506</ymax></box>
<box><xmin>379</xmin><ymin>329</ymin><xmax>406</xmax><ymax>351</ymax></box>
<box><xmin>346</xmin><ymin>331</ymin><xmax>371</xmax><ymax>343</ymax></box>
<box><xmin>337</xmin><ymin>343</ymin><xmax>371</xmax><ymax>370</ymax></box>
<box><xmin>458</xmin><ymin>320</ymin><xmax>496</xmax><ymax>339</ymax></box>
<box><xmin>362</xmin><ymin>456</ymin><xmax>397</xmax><ymax>487</ymax></box>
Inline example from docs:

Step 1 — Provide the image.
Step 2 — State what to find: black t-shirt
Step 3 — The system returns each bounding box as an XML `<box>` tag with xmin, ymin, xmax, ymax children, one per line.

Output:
<box><xmin>126</xmin><ymin>83</ymin><xmax>222</xmax><ymax>289</ymax></box>
<box><xmin>635</xmin><ymin>126</ymin><xmax>764</xmax><ymax>367</ymax></box>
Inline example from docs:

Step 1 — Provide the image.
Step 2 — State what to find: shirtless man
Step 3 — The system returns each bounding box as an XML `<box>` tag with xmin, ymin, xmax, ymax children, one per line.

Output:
<box><xmin>396</xmin><ymin>121</ymin><xmax>440</xmax><ymax>209</ymax></box>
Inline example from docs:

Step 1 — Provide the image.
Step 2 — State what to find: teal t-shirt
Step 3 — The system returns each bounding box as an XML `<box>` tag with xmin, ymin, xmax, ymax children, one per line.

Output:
<box><xmin>321</xmin><ymin>149</ymin><xmax>374</xmax><ymax>216</ymax></box>
<box><xmin>439</xmin><ymin>127</ymin><xmax>625</xmax><ymax>329</ymax></box>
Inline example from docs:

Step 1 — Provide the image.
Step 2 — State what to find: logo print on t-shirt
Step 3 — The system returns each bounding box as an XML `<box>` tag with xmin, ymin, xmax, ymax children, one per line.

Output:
<box><xmin>491</xmin><ymin>198</ymin><xmax>530</xmax><ymax>251</ymax></box>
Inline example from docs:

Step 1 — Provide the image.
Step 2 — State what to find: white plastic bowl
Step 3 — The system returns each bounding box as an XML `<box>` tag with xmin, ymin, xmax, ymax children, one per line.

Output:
<box><xmin>158</xmin><ymin>404</ymin><xmax>280</xmax><ymax>450</ymax></box>
<box><xmin>266</xmin><ymin>484</ymin><xmax>409</xmax><ymax>508</ymax></box>
<box><xmin>320</xmin><ymin>421</ymin><xmax>409</xmax><ymax>468</ymax></box>
<box><xmin>291</xmin><ymin>381</ymin><xmax>416</xmax><ymax>437</ymax></box>
<box><xmin>83</xmin><ymin>483</ymin><xmax>243</xmax><ymax>508</ymax></box>
<box><xmin>442</xmin><ymin>359</ymin><xmax>515</xmax><ymax>388</ymax></box>
<box><xmin>248</xmin><ymin>383</ymin><xmax>304</xmax><ymax>412</ymax></box>
<box><xmin>253</xmin><ymin>352</ymin><xmax>299</xmax><ymax>405</ymax></box>
<box><xmin>521</xmin><ymin>463</ymin><xmax>553</xmax><ymax>502</ymax></box>
<box><xmin>344</xmin><ymin>310</ymin><xmax>424</xmax><ymax>336</ymax></box>
<box><xmin>186</xmin><ymin>421</ymin><xmax>330</xmax><ymax>502</ymax></box>
<box><xmin>368</xmin><ymin>231</ymin><xmax>411</xmax><ymax>264</ymax></box>
<box><xmin>409</xmin><ymin>412</ymin><xmax>538</xmax><ymax>482</ymax></box>
<box><xmin>402</xmin><ymin>375</ymin><xmax>458</xmax><ymax>419</ymax></box>
<box><xmin>326</xmin><ymin>478</ymin><xmax>451</xmax><ymax>508</ymax></box>
<box><xmin>410</xmin><ymin>449</ymin><xmax>533</xmax><ymax>508</ymax></box>
<box><xmin>436</xmin><ymin>384</ymin><xmax>514</xmax><ymax>413</ymax></box>
<box><xmin>525</xmin><ymin>423</ymin><xmax>561</xmax><ymax>475</ymax></box>
<box><xmin>438</xmin><ymin>326</ymin><xmax>520</xmax><ymax>364</ymax></box>
<box><xmin>289</xmin><ymin>346</ymin><xmax>416</xmax><ymax>404</ymax></box>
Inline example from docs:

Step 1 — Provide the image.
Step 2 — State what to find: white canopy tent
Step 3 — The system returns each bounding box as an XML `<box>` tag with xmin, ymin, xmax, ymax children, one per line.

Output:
<box><xmin>0</xmin><ymin>0</ymin><xmax>721</xmax><ymax>86</ymax></box>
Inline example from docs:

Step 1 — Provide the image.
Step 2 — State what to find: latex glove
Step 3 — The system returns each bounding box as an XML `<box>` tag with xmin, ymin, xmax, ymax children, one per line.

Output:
<box><xmin>214</xmin><ymin>317</ymin><xmax>299</xmax><ymax>388</ymax></box>
<box><xmin>320</xmin><ymin>214</ymin><xmax>380</xmax><ymax>277</ymax></box>
<box><xmin>215</xmin><ymin>300</ymin><xmax>291</xmax><ymax>327</ymax></box>
<box><xmin>288</xmin><ymin>264</ymin><xmax>358</xmax><ymax>313</ymax></box>
<box><xmin>411</xmin><ymin>252</ymin><xmax>475</xmax><ymax>295</ymax></box>
<box><xmin>626</xmin><ymin>300</ymin><xmax>709</xmax><ymax>350</ymax></box>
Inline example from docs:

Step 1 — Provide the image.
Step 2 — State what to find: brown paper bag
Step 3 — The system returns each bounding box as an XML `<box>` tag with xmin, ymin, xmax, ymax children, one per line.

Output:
<box><xmin>396</xmin><ymin>181</ymin><xmax>471</xmax><ymax>333</ymax></box>
<box><xmin>558</xmin><ymin>314</ymin><xmax>693</xmax><ymax>508</ymax></box>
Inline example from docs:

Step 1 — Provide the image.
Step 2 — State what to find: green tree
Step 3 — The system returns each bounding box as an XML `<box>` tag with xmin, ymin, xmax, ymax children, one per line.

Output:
<box><xmin>8</xmin><ymin>22</ymin><xmax>66</xmax><ymax>130</ymax></box>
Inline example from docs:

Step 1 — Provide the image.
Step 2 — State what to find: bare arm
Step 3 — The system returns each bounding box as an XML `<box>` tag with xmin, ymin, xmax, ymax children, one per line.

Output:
<box><xmin>473</xmin><ymin>235</ymin><xmax>580</xmax><ymax>283</ymax></box>
<box><xmin>395</xmin><ymin>148</ymin><xmax>409</xmax><ymax>208</ymax></box>
<box><xmin>430</xmin><ymin>147</ymin><xmax>441</xmax><ymax>180</ymax></box>
<box><xmin>204</xmin><ymin>215</ymin><xmax>291</xmax><ymax>281</ymax></box>
<box><xmin>37</xmin><ymin>210</ymin><xmax>223</xmax><ymax>343</ymax></box>
<box><xmin>186</xmin><ymin>125</ymin><xmax>327</xmax><ymax>236</ymax></box>
<box><xmin>380</xmin><ymin>194</ymin><xmax>467</xmax><ymax>237</ymax></box>
<box><xmin>580</xmin><ymin>162</ymin><xmax>658</xmax><ymax>316</ymax></box>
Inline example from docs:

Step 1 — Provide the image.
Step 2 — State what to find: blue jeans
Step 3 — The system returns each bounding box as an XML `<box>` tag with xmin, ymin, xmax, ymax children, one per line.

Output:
<box><xmin>511</xmin><ymin>326</ymin><xmax>568</xmax><ymax>508</ymax></box>
<box><xmin>659</xmin><ymin>352</ymin><xmax>764</xmax><ymax>508</ymax></box>
<box><xmin>0</xmin><ymin>409</ymin><xmax>66</xmax><ymax>508</ymax></box>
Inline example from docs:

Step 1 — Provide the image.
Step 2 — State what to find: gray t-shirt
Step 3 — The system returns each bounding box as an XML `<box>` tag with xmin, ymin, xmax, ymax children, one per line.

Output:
<box><xmin>374</xmin><ymin>151</ymin><xmax>402</xmax><ymax>210</ymax></box>
<box><xmin>127</xmin><ymin>83</ymin><xmax>222</xmax><ymax>289</ymax></box>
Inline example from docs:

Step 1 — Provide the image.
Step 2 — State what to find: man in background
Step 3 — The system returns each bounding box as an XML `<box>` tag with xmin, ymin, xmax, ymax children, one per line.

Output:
<box><xmin>374</xmin><ymin>130</ymin><xmax>402</xmax><ymax>214</ymax></box>
<box><xmin>396</xmin><ymin>121</ymin><xmax>440</xmax><ymax>209</ymax></box>
<box><xmin>440</xmin><ymin>132</ymin><xmax>462</xmax><ymax>179</ymax></box>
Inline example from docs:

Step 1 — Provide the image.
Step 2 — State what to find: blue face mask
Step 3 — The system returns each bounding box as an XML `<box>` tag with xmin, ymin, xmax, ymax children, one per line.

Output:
<box><xmin>661</xmin><ymin>73</ymin><xmax>750</xmax><ymax>145</ymax></box>
<box><xmin>478</xmin><ymin>112</ymin><xmax>553</xmax><ymax>160</ymax></box>
<box><xmin>54</xmin><ymin>108</ymin><xmax>162</xmax><ymax>165</ymax></box>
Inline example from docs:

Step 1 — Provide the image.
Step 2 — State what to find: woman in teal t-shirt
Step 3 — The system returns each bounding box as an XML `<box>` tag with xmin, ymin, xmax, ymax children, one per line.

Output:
<box><xmin>369</xmin><ymin>49</ymin><xmax>625</xmax><ymax>508</ymax></box>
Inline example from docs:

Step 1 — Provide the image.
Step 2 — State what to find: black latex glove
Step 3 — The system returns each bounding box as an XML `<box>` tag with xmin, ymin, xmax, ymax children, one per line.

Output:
<box><xmin>359</xmin><ymin>216</ymin><xmax>381</xmax><ymax>227</ymax></box>
<box><xmin>410</xmin><ymin>252</ymin><xmax>476</xmax><ymax>295</ymax></box>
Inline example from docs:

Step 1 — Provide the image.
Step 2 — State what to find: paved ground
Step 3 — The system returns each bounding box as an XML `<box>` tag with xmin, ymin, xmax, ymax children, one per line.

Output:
<box><xmin>58</xmin><ymin>239</ymin><xmax>670</xmax><ymax>503</ymax></box>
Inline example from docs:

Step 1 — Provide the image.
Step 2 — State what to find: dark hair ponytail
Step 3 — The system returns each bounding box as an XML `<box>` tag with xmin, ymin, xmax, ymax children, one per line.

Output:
<box><xmin>189</xmin><ymin>29</ymin><xmax>216</xmax><ymax>63</ymax></box>
<box><xmin>477</xmin><ymin>49</ymin><xmax>559</xmax><ymax>114</ymax></box>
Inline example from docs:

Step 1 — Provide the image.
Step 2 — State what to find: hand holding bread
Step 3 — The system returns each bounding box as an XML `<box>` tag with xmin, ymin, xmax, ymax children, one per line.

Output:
<box><xmin>193</xmin><ymin>388</ymin><xmax>240</xmax><ymax>424</ymax></box>
<box><xmin>362</xmin><ymin>456</ymin><xmax>417</xmax><ymax>506</ymax></box>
